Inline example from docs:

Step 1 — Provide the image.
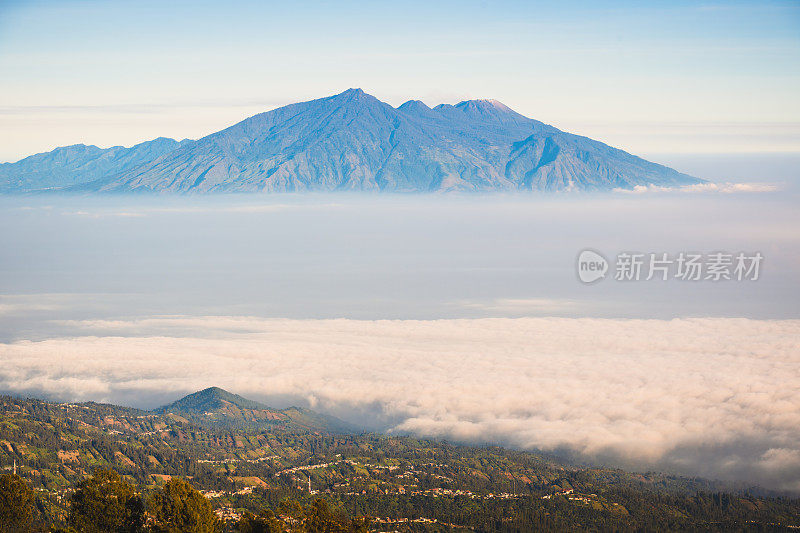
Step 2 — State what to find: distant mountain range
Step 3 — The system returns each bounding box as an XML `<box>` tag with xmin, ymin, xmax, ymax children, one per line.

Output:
<box><xmin>0</xmin><ymin>89</ymin><xmax>703</xmax><ymax>193</ymax></box>
<box><xmin>155</xmin><ymin>386</ymin><xmax>355</xmax><ymax>434</ymax></box>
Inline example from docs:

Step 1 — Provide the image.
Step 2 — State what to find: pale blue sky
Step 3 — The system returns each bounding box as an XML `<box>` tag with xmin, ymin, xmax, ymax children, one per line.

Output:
<box><xmin>1</xmin><ymin>0</ymin><xmax>799</xmax><ymax>162</ymax></box>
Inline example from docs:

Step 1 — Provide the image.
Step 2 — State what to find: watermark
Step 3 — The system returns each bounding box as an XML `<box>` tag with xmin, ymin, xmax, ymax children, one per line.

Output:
<box><xmin>577</xmin><ymin>250</ymin><xmax>762</xmax><ymax>283</ymax></box>
<box><xmin>576</xmin><ymin>249</ymin><xmax>609</xmax><ymax>283</ymax></box>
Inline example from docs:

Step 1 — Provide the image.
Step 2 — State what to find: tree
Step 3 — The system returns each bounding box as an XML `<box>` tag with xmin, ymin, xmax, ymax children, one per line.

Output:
<box><xmin>68</xmin><ymin>468</ymin><xmax>145</xmax><ymax>533</ymax></box>
<box><xmin>237</xmin><ymin>509</ymin><xmax>283</xmax><ymax>533</ymax></box>
<box><xmin>0</xmin><ymin>473</ymin><xmax>34</xmax><ymax>532</ymax></box>
<box><xmin>149</xmin><ymin>478</ymin><xmax>221</xmax><ymax>533</ymax></box>
<box><xmin>301</xmin><ymin>499</ymin><xmax>369</xmax><ymax>533</ymax></box>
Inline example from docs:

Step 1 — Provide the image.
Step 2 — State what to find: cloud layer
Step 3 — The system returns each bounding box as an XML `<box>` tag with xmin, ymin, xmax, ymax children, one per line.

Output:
<box><xmin>1</xmin><ymin>316</ymin><xmax>798</xmax><ymax>491</ymax></box>
<box><xmin>615</xmin><ymin>182</ymin><xmax>780</xmax><ymax>194</ymax></box>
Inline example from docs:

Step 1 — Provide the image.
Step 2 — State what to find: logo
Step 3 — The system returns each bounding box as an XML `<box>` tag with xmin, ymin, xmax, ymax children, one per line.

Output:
<box><xmin>577</xmin><ymin>249</ymin><xmax>608</xmax><ymax>283</ymax></box>
<box><xmin>575</xmin><ymin>250</ymin><xmax>762</xmax><ymax>283</ymax></box>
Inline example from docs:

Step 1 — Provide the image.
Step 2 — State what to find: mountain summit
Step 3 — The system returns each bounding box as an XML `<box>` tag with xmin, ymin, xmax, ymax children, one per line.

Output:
<box><xmin>156</xmin><ymin>386</ymin><xmax>270</xmax><ymax>414</ymax></box>
<box><xmin>0</xmin><ymin>89</ymin><xmax>702</xmax><ymax>193</ymax></box>
<box><xmin>155</xmin><ymin>387</ymin><xmax>355</xmax><ymax>434</ymax></box>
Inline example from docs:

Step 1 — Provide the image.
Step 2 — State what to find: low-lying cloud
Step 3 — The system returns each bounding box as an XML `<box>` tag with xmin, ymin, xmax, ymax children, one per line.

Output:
<box><xmin>615</xmin><ymin>182</ymin><xmax>780</xmax><ymax>194</ymax></box>
<box><xmin>1</xmin><ymin>316</ymin><xmax>798</xmax><ymax>492</ymax></box>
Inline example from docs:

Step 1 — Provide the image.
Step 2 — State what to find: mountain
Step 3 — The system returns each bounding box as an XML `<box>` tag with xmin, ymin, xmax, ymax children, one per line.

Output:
<box><xmin>0</xmin><ymin>89</ymin><xmax>702</xmax><ymax>193</ymax></box>
<box><xmin>0</xmin><ymin>137</ymin><xmax>190</xmax><ymax>193</ymax></box>
<box><xmin>155</xmin><ymin>387</ymin><xmax>355</xmax><ymax>434</ymax></box>
<box><xmin>156</xmin><ymin>386</ymin><xmax>272</xmax><ymax>413</ymax></box>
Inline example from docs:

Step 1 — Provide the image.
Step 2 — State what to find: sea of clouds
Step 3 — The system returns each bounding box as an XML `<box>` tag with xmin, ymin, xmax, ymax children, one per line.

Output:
<box><xmin>1</xmin><ymin>315</ymin><xmax>798</xmax><ymax>492</ymax></box>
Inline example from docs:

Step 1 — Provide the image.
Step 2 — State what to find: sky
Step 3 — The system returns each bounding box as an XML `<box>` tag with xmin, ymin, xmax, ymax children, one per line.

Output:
<box><xmin>1</xmin><ymin>0</ymin><xmax>799</xmax><ymax>162</ymax></box>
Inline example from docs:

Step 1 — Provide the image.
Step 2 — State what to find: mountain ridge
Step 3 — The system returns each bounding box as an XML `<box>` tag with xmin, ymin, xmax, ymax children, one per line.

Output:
<box><xmin>0</xmin><ymin>89</ymin><xmax>702</xmax><ymax>193</ymax></box>
<box><xmin>0</xmin><ymin>137</ymin><xmax>191</xmax><ymax>192</ymax></box>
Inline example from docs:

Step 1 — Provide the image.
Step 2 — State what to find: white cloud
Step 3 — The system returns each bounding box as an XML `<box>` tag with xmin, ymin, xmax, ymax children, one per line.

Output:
<box><xmin>0</xmin><ymin>293</ymin><xmax>85</xmax><ymax>316</ymax></box>
<box><xmin>1</xmin><ymin>316</ymin><xmax>798</xmax><ymax>491</ymax></box>
<box><xmin>682</xmin><ymin>182</ymin><xmax>779</xmax><ymax>193</ymax></box>
<box><xmin>615</xmin><ymin>182</ymin><xmax>779</xmax><ymax>194</ymax></box>
<box><xmin>453</xmin><ymin>298</ymin><xmax>580</xmax><ymax>313</ymax></box>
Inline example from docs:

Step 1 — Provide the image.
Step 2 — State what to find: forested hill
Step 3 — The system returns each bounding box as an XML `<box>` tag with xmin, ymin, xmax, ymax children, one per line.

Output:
<box><xmin>158</xmin><ymin>387</ymin><xmax>273</xmax><ymax>412</ymax></box>
<box><xmin>1</xmin><ymin>393</ymin><xmax>798</xmax><ymax>532</ymax></box>
<box><xmin>154</xmin><ymin>386</ymin><xmax>356</xmax><ymax>434</ymax></box>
